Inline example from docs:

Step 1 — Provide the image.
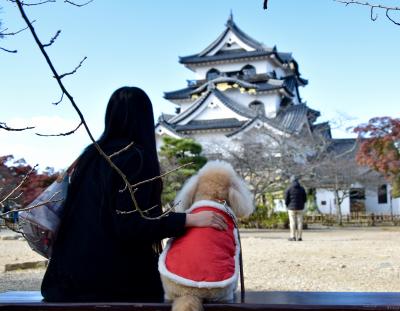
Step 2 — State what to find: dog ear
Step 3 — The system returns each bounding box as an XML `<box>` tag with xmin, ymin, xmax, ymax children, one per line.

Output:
<box><xmin>228</xmin><ymin>176</ymin><xmax>254</xmax><ymax>218</ymax></box>
<box><xmin>174</xmin><ymin>174</ymin><xmax>199</xmax><ymax>212</ymax></box>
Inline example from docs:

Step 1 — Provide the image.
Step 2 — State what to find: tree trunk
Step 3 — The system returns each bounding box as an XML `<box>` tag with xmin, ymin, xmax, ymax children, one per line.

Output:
<box><xmin>334</xmin><ymin>190</ymin><xmax>342</xmax><ymax>226</ymax></box>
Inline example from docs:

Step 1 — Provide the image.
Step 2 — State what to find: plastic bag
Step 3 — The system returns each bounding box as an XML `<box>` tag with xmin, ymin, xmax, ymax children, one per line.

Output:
<box><xmin>19</xmin><ymin>174</ymin><xmax>69</xmax><ymax>258</ymax></box>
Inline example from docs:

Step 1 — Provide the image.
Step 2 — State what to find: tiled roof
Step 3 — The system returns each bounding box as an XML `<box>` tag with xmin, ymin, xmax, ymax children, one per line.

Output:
<box><xmin>226</xmin><ymin>118</ymin><xmax>261</xmax><ymax>137</ymax></box>
<box><xmin>312</xmin><ymin>122</ymin><xmax>332</xmax><ymax>139</ymax></box>
<box><xmin>196</xmin><ymin>16</ymin><xmax>269</xmax><ymax>58</ymax></box>
<box><xmin>212</xmin><ymin>89</ymin><xmax>257</xmax><ymax>119</ymax></box>
<box><xmin>164</xmin><ymin>87</ymin><xmax>197</xmax><ymax>100</ymax></box>
<box><xmin>164</xmin><ymin>78</ymin><xmax>258</xmax><ymax>100</ymax></box>
<box><xmin>229</xmin><ymin>104</ymin><xmax>318</xmax><ymax>136</ymax></box>
<box><xmin>175</xmin><ymin>118</ymin><xmax>246</xmax><ymax>132</ymax></box>
<box><xmin>262</xmin><ymin>104</ymin><xmax>310</xmax><ymax>133</ymax></box>
<box><xmin>165</xmin><ymin>78</ymin><xmax>288</xmax><ymax>101</ymax></box>
<box><xmin>328</xmin><ymin>138</ymin><xmax>357</xmax><ymax>156</ymax></box>
<box><xmin>167</xmin><ymin>88</ymin><xmax>257</xmax><ymax>125</ymax></box>
<box><xmin>180</xmin><ymin>50</ymin><xmax>276</xmax><ymax>65</ymax></box>
<box><xmin>155</xmin><ymin>119</ymin><xmax>182</xmax><ymax>138</ymax></box>
<box><xmin>180</xmin><ymin>18</ymin><xmax>293</xmax><ymax>66</ymax></box>
<box><xmin>167</xmin><ymin>91</ymin><xmax>212</xmax><ymax>124</ymax></box>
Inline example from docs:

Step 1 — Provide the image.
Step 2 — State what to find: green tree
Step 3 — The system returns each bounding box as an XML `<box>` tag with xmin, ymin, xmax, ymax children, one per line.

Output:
<box><xmin>159</xmin><ymin>137</ymin><xmax>207</xmax><ymax>206</ymax></box>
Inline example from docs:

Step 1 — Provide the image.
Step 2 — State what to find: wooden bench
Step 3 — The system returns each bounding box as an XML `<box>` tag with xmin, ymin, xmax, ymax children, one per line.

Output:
<box><xmin>1</xmin><ymin>291</ymin><xmax>400</xmax><ymax>310</ymax></box>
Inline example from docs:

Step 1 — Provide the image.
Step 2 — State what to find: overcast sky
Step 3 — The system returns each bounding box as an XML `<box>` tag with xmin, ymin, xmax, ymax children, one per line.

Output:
<box><xmin>1</xmin><ymin>0</ymin><xmax>399</xmax><ymax>170</ymax></box>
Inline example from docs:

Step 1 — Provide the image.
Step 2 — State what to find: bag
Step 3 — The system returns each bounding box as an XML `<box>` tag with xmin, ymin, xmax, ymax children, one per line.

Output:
<box><xmin>19</xmin><ymin>162</ymin><xmax>76</xmax><ymax>259</ymax></box>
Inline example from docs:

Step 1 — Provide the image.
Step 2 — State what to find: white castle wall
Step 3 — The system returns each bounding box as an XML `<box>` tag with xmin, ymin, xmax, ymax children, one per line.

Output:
<box><xmin>193</xmin><ymin>59</ymin><xmax>285</xmax><ymax>80</ymax></box>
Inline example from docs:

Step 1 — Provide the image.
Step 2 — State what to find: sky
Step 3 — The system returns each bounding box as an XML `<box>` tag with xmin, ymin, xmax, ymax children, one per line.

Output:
<box><xmin>1</xmin><ymin>0</ymin><xmax>399</xmax><ymax>170</ymax></box>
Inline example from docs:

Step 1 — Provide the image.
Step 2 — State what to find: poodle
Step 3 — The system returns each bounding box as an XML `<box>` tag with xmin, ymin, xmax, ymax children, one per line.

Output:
<box><xmin>158</xmin><ymin>160</ymin><xmax>254</xmax><ymax>311</ymax></box>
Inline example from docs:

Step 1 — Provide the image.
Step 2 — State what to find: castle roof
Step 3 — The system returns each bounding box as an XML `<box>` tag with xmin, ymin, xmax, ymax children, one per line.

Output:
<box><xmin>179</xmin><ymin>17</ymin><xmax>295</xmax><ymax>67</ymax></box>
<box><xmin>164</xmin><ymin>77</ymin><xmax>293</xmax><ymax>101</ymax></box>
<box><xmin>227</xmin><ymin>104</ymin><xmax>319</xmax><ymax>137</ymax></box>
<box><xmin>167</xmin><ymin>88</ymin><xmax>257</xmax><ymax>125</ymax></box>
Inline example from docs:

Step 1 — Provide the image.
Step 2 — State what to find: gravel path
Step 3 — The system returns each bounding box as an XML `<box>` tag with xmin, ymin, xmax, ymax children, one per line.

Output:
<box><xmin>1</xmin><ymin>227</ymin><xmax>400</xmax><ymax>293</ymax></box>
<box><xmin>241</xmin><ymin>227</ymin><xmax>400</xmax><ymax>292</ymax></box>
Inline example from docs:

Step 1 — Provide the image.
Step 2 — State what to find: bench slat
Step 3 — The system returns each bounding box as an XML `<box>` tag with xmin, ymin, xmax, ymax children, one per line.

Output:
<box><xmin>1</xmin><ymin>291</ymin><xmax>400</xmax><ymax>310</ymax></box>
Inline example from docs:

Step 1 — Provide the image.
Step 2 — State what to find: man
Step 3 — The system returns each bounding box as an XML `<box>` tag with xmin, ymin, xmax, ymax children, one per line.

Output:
<box><xmin>284</xmin><ymin>176</ymin><xmax>307</xmax><ymax>241</ymax></box>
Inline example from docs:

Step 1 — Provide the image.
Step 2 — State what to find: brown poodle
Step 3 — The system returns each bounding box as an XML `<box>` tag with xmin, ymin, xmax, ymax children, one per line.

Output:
<box><xmin>159</xmin><ymin>160</ymin><xmax>254</xmax><ymax>311</ymax></box>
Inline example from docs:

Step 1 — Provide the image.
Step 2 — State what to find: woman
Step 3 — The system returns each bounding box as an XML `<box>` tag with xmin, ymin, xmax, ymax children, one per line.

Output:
<box><xmin>41</xmin><ymin>87</ymin><xmax>226</xmax><ymax>302</ymax></box>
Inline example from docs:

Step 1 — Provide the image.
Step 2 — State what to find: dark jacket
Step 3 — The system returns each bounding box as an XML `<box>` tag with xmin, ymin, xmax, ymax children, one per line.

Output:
<box><xmin>284</xmin><ymin>181</ymin><xmax>307</xmax><ymax>211</ymax></box>
<box><xmin>41</xmin><ymin>141</ymin><xmax>186</xmax><ymax>302</ymax></box>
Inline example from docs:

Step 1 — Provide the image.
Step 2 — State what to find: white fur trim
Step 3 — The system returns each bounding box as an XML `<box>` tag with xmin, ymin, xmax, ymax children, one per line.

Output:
<box><xmin>186</xmin><ymin>200</ymin><xmax>238</xmax><ymax>223</ymax></box>
<box><xmin>158</xmin><ymin>203</ymin><xmax>240</xmax><ymax>289</ymax></box>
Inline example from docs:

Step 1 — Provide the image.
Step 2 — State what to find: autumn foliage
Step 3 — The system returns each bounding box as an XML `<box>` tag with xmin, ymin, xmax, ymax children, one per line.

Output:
<box><xmin>0</xmin><ymin>155</ymin><xmax>59</xmax><ymax>208</ymax></box>
<box><xmin>354</xmin><ymin>117</ymin><xmax>400</xmax><ymax>197</ymax></box>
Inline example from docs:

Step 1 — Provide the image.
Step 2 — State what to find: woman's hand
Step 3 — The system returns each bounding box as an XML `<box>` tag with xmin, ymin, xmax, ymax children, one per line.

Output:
<box><xmin>185</xmin><ymin>211</ymin><xmax>227</xmax><ymax>231</ymax></box>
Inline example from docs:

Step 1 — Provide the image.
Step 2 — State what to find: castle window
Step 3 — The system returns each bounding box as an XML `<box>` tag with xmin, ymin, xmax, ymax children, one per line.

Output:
<box><xmin>241</xmin><ymin>65</ymin><xmax>256</xmax><ymax>77</ymax></box>
<box><xmin>248</xmin><ymin>101</ymin><xmax>265</xmax><ymax>116</ymax></box>
<box><xmin>206</xmin><ymin>68</ymin><xmax>220</xmax><ymax>81</ymax></box>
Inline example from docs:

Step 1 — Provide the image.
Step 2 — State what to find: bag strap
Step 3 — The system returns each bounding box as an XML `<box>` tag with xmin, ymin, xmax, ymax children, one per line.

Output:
<box><xmin>66</xmin><ymin>158</ymin><xmax>79</xmax><ymax>175</ymax></box>
<box><xmin>56</xmin><ymin>158</ymin><xmax>79</xmax><ymax>182</ymax></box>
<box><xmin>237</xmin><ymin>229</ymin><xmax>245</xmax><ymax>303</ymax></box>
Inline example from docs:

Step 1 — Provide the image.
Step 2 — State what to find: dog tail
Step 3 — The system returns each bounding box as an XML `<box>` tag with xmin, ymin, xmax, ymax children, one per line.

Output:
<box><xmin>172</xmin><ymin>295</ymin><xmax>203</xmax><ymax>311</ymax></box>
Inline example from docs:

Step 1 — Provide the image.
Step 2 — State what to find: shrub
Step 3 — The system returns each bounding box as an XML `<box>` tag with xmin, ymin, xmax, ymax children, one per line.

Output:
<box><xmin>240</xmin><ymin>205</ymin><xmax>289</xmax><ymax>229</ymax></box>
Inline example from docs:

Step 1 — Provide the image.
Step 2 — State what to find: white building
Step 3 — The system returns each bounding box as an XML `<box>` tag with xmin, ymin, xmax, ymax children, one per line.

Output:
<box><xmin>155</xmin><ymin>16</ymin><xmax>400</xmax><ymax>216</ymax></box>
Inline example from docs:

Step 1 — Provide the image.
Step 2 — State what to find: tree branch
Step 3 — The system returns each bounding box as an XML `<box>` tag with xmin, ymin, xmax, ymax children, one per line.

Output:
<box><xmin>64</xmin><ymin>0</ymin><xmax>93</xmax><ymax>7</ymax></box>
<box><xmin>8</xmin><ymin>0</ymin><xmax>56</xmax><ymax>6</ymax></box>
<box><xmin>0</xmin><ymin>20</ymin><xmax>36</xmax><ymax>36</ymax></box>
<box><xmin>35</xmin><ymin>121</ymin><xmax>83</xmax><ymax>136</ymax></box>
<box><xmin>1</xmin><ymin>191</ymin><xmax>62</xmax><ymax>217</ymax></box>
<box><xmin>0</xmin><ymin>122</ymin><xmax>34</xmax><ymax>131</ymax></box>
<box><xmin>58</xmin><ymin>56</ymin><xmax>87</xmax><ymax>79</ymax></box>
<box><xmin>52</xmin><ymin>92</ymin><xmax>64</xmax><ymax>105</ymax></box>
<box><xmin>0</xmin><ymin>46</ymin><xmax>17</xmax><ymax>53</ymax></box>
<box><xmin>109</xmin><ymin>142</ymin><xmax>134</xmax><ymax>159</ymax></box>
<box><xmin>0</xmin><ymin>165</ymin><xmax>37</xmax><ymax>207</ymax></box>
<box><xmin>43</xmin><ymin>29</ymin><xmax>61</xmax><ymax>47</ymax></box>
<box><xmin>334</xmin><ymin>0</ymin><xmax>400</xmax><ymax>25</ymax></box>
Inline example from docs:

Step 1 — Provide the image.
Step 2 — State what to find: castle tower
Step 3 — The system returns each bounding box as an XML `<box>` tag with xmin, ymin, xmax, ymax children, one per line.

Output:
<box><xmin>155</xmin><ymin>16</ymin><xmax>329</xmax><ymax>151</ymax></box>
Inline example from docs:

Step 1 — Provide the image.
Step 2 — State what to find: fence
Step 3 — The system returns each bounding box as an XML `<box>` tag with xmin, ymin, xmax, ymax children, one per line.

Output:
<box><xmin>305</xmin><ymin>213</ymin><xmax>400</xmax><ymax>226</ymax></box>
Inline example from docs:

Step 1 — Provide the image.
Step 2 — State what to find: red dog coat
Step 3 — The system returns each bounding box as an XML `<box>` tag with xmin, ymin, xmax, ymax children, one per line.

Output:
<box><xmin>159</xmin><ymin>200</ymin><xmax>239</xmax><ymax>288</ymax></box>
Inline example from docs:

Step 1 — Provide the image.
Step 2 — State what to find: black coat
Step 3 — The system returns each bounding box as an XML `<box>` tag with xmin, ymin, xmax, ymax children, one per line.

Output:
<box><xmin>41</xmin><ymin>141</ymin><xmax>186</xmax><ymax>302</ymax></box>
<box><xmin>284</xmin><ymin>181</ymin><xmax>307</xmax><ymax>211</ymax></box>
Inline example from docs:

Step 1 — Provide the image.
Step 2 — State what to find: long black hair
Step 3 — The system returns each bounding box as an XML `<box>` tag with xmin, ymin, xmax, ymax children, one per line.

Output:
<box><xmin>98</xmin><ymin>87</ymin><xmax>158</xmax><ymax>157</ymax></box>
<box><xmin>75</xmin><ymin>86</ymin><xmax>161</xmax><ymax>179</ymax></box>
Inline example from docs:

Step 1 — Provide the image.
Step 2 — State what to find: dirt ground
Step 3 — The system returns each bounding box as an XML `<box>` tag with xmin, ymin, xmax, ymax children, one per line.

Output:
<box><xmin>1</xmin><ymin>226</ymin><xmax>400</xmax><ymax>293</ymax></box>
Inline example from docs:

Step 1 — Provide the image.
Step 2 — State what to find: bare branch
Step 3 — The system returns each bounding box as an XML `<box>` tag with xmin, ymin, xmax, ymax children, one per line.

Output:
<box><xmin>9</xmin><ymin>192</ymin><xmax>23</xmax><ymax>201</ymax></box>
<box><xmin>131</xmin><ymin>162</ymin><xmax>193</xmax><ymax>189</ymax></box>
<box><xmin>58</xmin><ymin>56</ymin><xmax>87</xmax><ymax>79</ymax></box>
<box><xmin>1</xmin><ymin>192</ymin><xmax>63</xmax><ymax>217</ymax></box>
<box><xmin>0</xmin><ymin>20</ymin><xmax>36</xmax><ymax>36</ymax></box>
<box><xmin>109</xmin><ymin>142</ymin><xmax>134</xmax><ymax>158</ymax></box>
<box><xmin>52</xmin><ymin>92</ymin><xmax>64</xmax><ymax>105</ymax></box>
<box><xmin>370</xmin><ymin>6</ymin><xmax>378</xmax><ymax>21</ymax></box>
<box><xmin>386</xmin><ymin>9</ymin><xmax>400</xmax><ymax>26</ymax></box>
<box><xmin>43</xmin><ymin>30</ymin><xmax>61</xmax><ymax>47</ymax></box>
<box><xmin>334</xmin><ymin>0</ymin><xmax>400</xmax><ymax>25</ymax></box>
<box><xmin>0</xmin><ymin>46</ymin><xmax>17</xmax><ymax>53</ymax></box>
<box><xmin>35</xmin><ymin>121</ymin><xmax>82</xmax><ymax>136</ymax></box>
<box><xmin>8</xmin><ymin>0</ymin><xmax>56</xmax><ymax>6</ymax></box>
<box><xmin>64</xmin><ymin>0</ymin><xmax>93</xmax><ymax>7</ymax></box>
<box><xmin>0</xmin><ymin>165</ymin><xmax>37</xmax><ymax>206</ymax></box>
<box><xmin>0</xmin><ymin>122</ymin><xmax>34</xmax><ymax>131</ymax></box>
